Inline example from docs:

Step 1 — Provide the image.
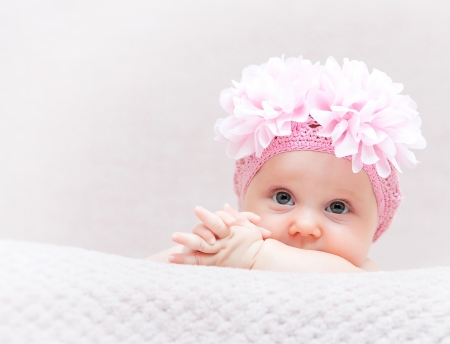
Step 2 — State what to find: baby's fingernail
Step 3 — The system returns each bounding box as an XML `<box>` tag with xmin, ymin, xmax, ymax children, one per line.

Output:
<box><xmin>209</xmin><ymin>237</ymin><xmax>216</xmax><ymax>245</ymax></box>
<box><xmin>172</xmin><ymin>233</ymin><xmax>178</xmax><ymax>240</ymax></box>
<box><xmin>168</xmin><ymin>254</ymin><xmax>175</xmax><ymax>262</ymax></box>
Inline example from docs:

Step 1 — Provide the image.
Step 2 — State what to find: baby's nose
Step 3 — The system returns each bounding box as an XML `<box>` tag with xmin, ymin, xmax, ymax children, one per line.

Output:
<box><xmin>288</xmin><ymin>212</ymin><xmax>322</xmax><ymax>238</ymax></box>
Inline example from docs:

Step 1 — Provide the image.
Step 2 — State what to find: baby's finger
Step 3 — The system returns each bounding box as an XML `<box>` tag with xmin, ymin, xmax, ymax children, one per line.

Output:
<box><xmin>192</xmin><ymin>224</ymin><xmax>216</xmax><ymax>245</ymax></box>
<box><xmin>194</xmin><ymin>206</ymin><xmax>230</xmax><ymax>239</ymax></box>
<box><xmin>223</xmin><ymin>203</ymin><xmax>252</xmax><ymax>224</ymax></box>
<box><xmin>168</xmin><ymin>252</ymin><xmax>215</xmax><ymax>266</ymax></box>
<box><xmin>258</xmin><ymin>227</ymin><xmax>272</xmax><ymax>240</ymax></box>
<box><xmin>215</xmin><ymin>210</ymin><xmax>237</xmax><ymax>227</ymax></box>
<box><xmin>240</xmin><ymin>212</ymin><xmax>262</xmax><ymax>225</ymax></box>
<box><xmin>222</xmin><ymin>203</ymin><xmax>239</xmax><ymax>216</ymax></box>
<box><xmin>172</xmin><ymin>232</ymin><xmax>218</xmax><ymax>254</ymax></box>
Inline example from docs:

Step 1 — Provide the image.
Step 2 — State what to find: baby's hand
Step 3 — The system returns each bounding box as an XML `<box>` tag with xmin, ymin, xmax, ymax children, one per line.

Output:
<box><xmin>185</xmin><ymin>204</ymin><xmax>269</xmax><ymax>247</ymax></box>
<box><xmin>170</xmin><ymin>204</ymin><xmax>270</xmax><ymax>269</ymax></box>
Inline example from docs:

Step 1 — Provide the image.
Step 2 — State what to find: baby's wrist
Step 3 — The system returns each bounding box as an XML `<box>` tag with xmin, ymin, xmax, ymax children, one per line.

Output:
<box><xmin>251</xmin><ymin>239</ymin><xmax>278</xmax><ymax>270</ymax></box>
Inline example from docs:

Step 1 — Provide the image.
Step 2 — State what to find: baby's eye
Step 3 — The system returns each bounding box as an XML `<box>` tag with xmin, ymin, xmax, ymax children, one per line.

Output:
<box><xmin>272</xmin><ymin>192</ymin><xmax>294</xmax><ymax>205</ymax></box>
<box><xmin>325</xmin><ymin>201</ymin><xmax>349</xmax><ymax>214</ymax></box>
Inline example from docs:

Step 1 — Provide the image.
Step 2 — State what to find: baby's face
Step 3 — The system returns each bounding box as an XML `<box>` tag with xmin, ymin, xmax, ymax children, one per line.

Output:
<box><xmin>243</xmin><ymin>150</ymin><xmax>378</xmax><ymax>267</ymax></box>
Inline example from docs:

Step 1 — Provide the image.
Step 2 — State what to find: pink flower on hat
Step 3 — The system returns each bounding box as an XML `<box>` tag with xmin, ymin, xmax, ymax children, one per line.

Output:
<box><xmin>216</xmin><ymin>56</ymin><xmax>426</xmax><ymax>178</ymax></box>
<box><xmin>215</xmin><ymin>56</ymin><xmax>321</xmax><ymax>159</ymax></box>
<box><xmin>308</xmin><ymin>57</ymin><xmax>426</xmax><ymax>178</ymax></box>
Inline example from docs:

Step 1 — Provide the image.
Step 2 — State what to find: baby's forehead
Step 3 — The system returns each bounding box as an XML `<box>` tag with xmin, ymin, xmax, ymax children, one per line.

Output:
<box><xmin>259</xmin><ymin>150</ymin><xmax>356</xmax><ymax>176</ymax></box>
<box><xmin>256</xmin><ymin>150</ymin><xmax>374</xmax><ymax>192</ymax></box>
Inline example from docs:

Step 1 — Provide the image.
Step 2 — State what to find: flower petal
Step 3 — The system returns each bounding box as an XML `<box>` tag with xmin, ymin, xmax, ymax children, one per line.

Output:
<box><xmin>227</xmin><ymin>136</ymin><xmax>254</xmax><ymax>159</ymax></box>
<box><xmin>352</xmin><ymin>150</ymin><xmax>364</xmax><ymax>173</ymax></box>
<box><xmin>361</xmin><ymin>144</ymin><xmax>379</xmax><ymax>165</ymax></box>
<box><xmin>331</xmin><ymin>120</ymin><xmax>348</xmax><ymax>143</ymax></box>
<box><xmin>334</xmin><ymin>130</ymin><xmax>359</xmax><ymax>157</ymax></box>
<box><xmin>395</xmin><ymin>143</ymin><xmax>418</xmax><ymax>169</ymax></box>
<box><xmin>219</xmin><ymin>89</ymin><xmax>235</xmax><ymax>116</ymax></box>
<box><xmin>318</xmin><ymin>119</ymin><xmax>338</xmax><ymax>137</ymax></box>
<box><xmin>375</xmin><ymin>157</ymin><xmax>392</xmax><ymax>178</ymax></box>
<box><xmin>309</xmin><ymin>109</ymin><xmax>336</xmax><ymax>127</ymax></box>
<box><xmin>376</xmin><ymin>138</ymin><xmax>396</xmax><ymax>160</ymax></box>
<box><xmin>257</xmin><ymin>125</ymin><xmax>275</xmax><ymax>149</ymax></box>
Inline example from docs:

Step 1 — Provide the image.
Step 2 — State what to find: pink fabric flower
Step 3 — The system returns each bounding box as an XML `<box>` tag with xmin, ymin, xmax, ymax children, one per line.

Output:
<box><xmin>308</xmin><ymin>57</ymin><xmax>426</xmax><ymax>177</ymax></box>
<box><xmin>215</xmin><ymin>56</ymin><xmax>321</xmax><ymax>159</ymax></box>
<box><xmin>215</xmin><ymin>56</ymin><xmax>426</xmax><ymax>178</ymax></box>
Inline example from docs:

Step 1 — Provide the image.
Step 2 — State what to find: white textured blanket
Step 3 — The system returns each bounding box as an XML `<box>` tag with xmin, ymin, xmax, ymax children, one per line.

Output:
<box><xmin>1</xmin><ymin>240</ymin><xmax>449</xmax><ymax>343</ymax></box>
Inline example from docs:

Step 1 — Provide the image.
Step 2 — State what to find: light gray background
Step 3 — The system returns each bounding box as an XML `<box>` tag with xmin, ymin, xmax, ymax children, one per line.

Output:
<box><xmin>0</xmin><ymin>1</ymin><xmax>448</xmax><ymax>270</ymax></box>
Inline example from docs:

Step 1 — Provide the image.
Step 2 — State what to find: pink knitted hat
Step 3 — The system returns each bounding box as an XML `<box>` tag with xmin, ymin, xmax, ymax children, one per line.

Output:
<box><xmin>215</xmin><ymin>56</ymin><xmax>426</xmax><ymax>241</ymax></box>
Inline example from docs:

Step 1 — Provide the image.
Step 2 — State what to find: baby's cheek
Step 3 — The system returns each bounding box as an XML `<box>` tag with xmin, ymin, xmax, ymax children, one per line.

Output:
<box><xmin>345</xmin><ymin>251</ymin><xmax>367</xmax><ymax>268</ymax></box>
<box><xmin>328</xmin><ymin>235</ymin><xmax>369</xmax><ymax>267</ymax></box>
<box><xmin>332</xmin><ymin>218</ymin><xmax>376</xmax><ymax>267</ymax></box>
<box><xmin>258</xmin><ymin>218</ymin><xmax>283</xmax><ymax>239</ymax></box>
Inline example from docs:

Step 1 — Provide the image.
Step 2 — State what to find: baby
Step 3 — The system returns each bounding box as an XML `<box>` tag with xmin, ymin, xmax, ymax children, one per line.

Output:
<box><xmin>148</xmin><ymin>56</ymin><xmax>426</xmax><ymax>273</ymax></box>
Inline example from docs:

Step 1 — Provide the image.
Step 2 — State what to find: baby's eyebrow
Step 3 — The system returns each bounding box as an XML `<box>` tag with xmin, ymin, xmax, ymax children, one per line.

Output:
<box><xmin>333</xmin><ymin>188</ymin><xmax>364</xmax><ymax>204</ymax></box>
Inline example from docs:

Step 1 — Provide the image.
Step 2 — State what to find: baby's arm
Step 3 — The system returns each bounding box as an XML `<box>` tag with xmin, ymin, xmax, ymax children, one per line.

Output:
<box><xmin>145</xmin><ymin>245</ymin><xmax>183</xmax><ymax>263</ymax></box>
<box><xmin>253</xmin><ymin>239</ymin><xmax>363</xmax><ymax>273</ymax></box>
<box><xmin>147</xmin><ymin>238</ymin><xmax>376</xmax><ymax>272</ymax></box>
<box><xmin>174</xmin><ymin>235</ymin><xmax>364</xmax><ymax>273</ymax></box>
